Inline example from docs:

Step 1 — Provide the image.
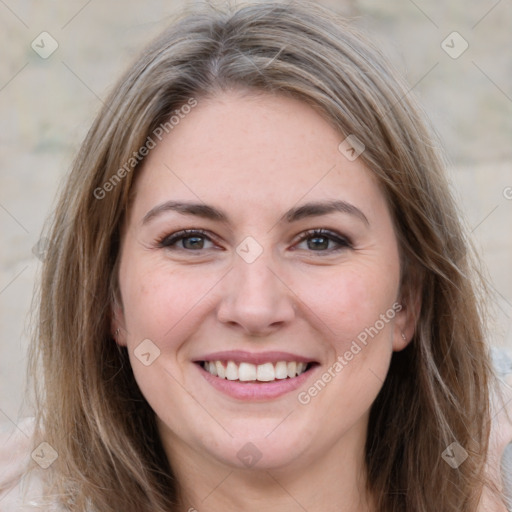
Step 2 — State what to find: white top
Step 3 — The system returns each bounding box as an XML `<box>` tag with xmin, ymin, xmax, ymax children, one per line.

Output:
<box><xmin>0</xmin><ymin>417</ymin><xmax>61</xmax><ymax>511</ymax></box>
<box><xmin>2</xmin><ymin>348</ymin><xmax>512</xmax><ymax>511</ymax></box>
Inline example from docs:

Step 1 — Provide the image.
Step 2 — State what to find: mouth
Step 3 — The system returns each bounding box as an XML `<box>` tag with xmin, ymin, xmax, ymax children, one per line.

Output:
<box><xmin>198</xmin><ymin>360</ymin><xmax>313</xmax><ymax>382</ymax></box>
<box><xmin>193</xmin><ymin>351</ymin><xmax>320</xmax><ymax>400</ymax></box>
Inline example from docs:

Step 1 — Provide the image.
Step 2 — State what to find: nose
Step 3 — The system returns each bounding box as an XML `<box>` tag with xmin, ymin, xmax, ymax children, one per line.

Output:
<box><xmin>216</xmin><ymin>253</ymin><xmax>296</xmax><ymax>337</ymax></box>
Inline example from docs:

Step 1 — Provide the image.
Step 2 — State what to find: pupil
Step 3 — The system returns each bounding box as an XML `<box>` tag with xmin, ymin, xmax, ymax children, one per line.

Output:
<box><xmin>308</xmin><ymin>237</ymin><xmax>328</xmax><ymax>250</ymax></box>
<box><xmin>184</xmin><ymin>236</ymin><xmax>204</xmax><ymax>249</ymax></box>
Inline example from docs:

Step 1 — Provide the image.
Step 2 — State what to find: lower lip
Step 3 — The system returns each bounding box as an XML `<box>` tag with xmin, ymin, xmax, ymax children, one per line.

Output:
<box><xmin>196</xmin><ymin>363</ymin><xmax>317</xmax><ymax>401</ymax></box>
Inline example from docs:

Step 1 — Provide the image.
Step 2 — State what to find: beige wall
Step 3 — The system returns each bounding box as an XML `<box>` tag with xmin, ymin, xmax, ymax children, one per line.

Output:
<box><xmin>1</xmin><ymin>0</ymin><xmax>511</xmax><ymax>422</ymax></box>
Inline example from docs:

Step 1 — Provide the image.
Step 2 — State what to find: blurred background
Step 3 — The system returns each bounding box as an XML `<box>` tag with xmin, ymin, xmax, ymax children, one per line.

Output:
<box><xmin>0</xmin><ymin>0</ymin><xmax>511</xmax><ymax>424</ymax></box>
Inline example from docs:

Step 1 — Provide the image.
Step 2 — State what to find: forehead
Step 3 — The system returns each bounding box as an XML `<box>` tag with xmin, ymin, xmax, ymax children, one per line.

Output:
<box><xmin>130</xmin><ymin>90</ymin><xmax>384</xmax><ymax>222</ymax></box>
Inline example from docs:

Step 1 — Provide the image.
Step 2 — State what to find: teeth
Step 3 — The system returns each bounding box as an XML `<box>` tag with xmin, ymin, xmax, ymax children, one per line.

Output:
<box><xmin>225</xmin><ymin>361</ymin><xmax>238</xmax><ymax>381</ymax></box>
<box><xmin>275</xmin><ymin>361</ymin><xmax>288</xmax><ymax>379</ymax></box>
<box><xmin>257</xmin><ymin>362</ymin><xmax>275</xmax><ymax>381</ymax></box>
<box><xmin>239</xmin><ymin>362</ymin><xmax>257</xmax><ymax>382</ymax></box>
<box><xmin>208</xmin><ymin>361</ymin><xmax>217</xmax><ymax>376</ymax></box>
<box><xmin>203</xmin><ymin>360</ymin><xmax>310</xmax><ymax>382</ymax></box>
<box><xmin>215</xmin><ymin>361</ymin><xmax>225</xmax><ymax>379</ymax></box>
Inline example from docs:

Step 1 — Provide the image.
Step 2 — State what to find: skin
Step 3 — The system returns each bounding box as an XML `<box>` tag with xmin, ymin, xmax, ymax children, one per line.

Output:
<box><xmin>113</xmin><ymin>89</ymin><xmax>418</xmax><ymax>512</ymax></box>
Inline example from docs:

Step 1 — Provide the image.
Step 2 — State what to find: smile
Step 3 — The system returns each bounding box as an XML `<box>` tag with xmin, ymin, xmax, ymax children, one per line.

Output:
<box><xmin>194</xmin><ymin>351</ymin><xmax>319</xmax><ymax>400</ymax></box>
<box><xmin>201</xmin><ymin>360</ymin><xmax>310</xmax><ymax>382</ymax></box>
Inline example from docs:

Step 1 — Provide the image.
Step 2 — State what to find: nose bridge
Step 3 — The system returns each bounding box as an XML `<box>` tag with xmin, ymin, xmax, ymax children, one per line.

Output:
<box><xmin>235</xmin><ymin>249</ymin><xmax>278</xmax><ymax>296</ymax></box>
<box><xmin>233</xmin><ymin>233</ymin><xmax>279</xmax><ymax>290</ymax></box>
<box><xmin>216</xmin><ymin>243</ymin><xmax>295</xmax><ymax>333</ymax></box>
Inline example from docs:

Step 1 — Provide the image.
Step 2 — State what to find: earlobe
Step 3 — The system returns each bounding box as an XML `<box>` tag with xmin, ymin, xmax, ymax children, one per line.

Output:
<box><xmin>112</xmin><ymin>327</ymin><xmax>127</xmax><ymax>347</ymax></box>
<box><xmin>393</xmin><ymin>328</ymin><xmax>411</xmax><ymax>352</ymax></box>
<box><xmin>393</xmin><ymin>264</ymin><xmax>422</xmax><ymax>351</ymax></box>
<box><xmin>393</xmin><ymin>328</ymin><xmax>410</xmax><ymax>352</ymax></box>
<box><xmin>110</xmin><ymin>300</ymin><xmax>127</xmax><ymax>347</ymax></box>
<box><xmin>393</xmin><ymin>298</ymin><xmax>421</xmax><ymax>351</ymax></box>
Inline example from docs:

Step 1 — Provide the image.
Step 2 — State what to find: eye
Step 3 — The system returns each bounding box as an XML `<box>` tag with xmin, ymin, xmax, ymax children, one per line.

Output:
<box><xmin>294</xmin><ymin>229</ymin><xmax>352</xmax><ymax>252</ymax></box>
<box><xmin>156</xmin><ymin>228</ymin><xmax>351</xmax><ymax>253</ymax></box>
<box><xmin>157</xmin><ymin>229</ymin><xmax>217</xmax><ymax>251</ymax></box>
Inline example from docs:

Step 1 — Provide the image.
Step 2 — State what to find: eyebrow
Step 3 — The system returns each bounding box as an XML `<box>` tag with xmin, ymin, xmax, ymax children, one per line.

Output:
<box><xmin>142</xmin><ymin>199</ymin><xmax>369</xmax><ymax>226</ymax></box>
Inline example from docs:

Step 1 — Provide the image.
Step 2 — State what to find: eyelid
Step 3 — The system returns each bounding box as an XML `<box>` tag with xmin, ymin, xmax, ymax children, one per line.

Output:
<box><xmin>297</xmin><ymin>228</ymin><xmax>352</xmax><ymax>245</ymax></box>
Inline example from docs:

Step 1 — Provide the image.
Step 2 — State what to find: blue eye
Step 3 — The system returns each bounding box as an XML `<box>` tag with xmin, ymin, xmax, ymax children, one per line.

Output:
<box><xmin>158</xmin><ymin>229</ymin><xmax>215</xmax><ymax>250</ymax></box>
<box><xmin>157</xmin><ymin>228</ymin><xmax>351</xmax><ymax>253</ymax></box>
<box><xmin>294</xmin><ymin>229</ymin><xmax>351</xmax><ymax>252</ymax></box>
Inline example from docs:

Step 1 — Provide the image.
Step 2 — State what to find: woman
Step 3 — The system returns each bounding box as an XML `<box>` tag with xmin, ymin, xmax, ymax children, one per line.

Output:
<box><xmin>1</xmin><ymin>1</ymin><xmax>510</xmax><ymax>510</ymax></box>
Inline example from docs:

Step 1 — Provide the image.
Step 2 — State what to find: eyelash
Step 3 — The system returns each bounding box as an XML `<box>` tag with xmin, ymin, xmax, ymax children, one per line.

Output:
<box><xmin>156</xmin><ymin>228</ymin><xmax>352</xmax><ymax>253</ymax></box>
<box><xmin>295</xmin><ymin>229</ymin><xmax>352</xmax><ymax>252</ymax></box>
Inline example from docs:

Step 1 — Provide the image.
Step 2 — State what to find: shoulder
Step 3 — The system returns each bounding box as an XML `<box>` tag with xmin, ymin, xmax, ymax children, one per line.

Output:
<box><xmin>0</xmin><ymin>417</ymin><xmax>62</xmax><ymax>511</ymax></box>
<box><xmin>482</xmin><ymin>347</ymin><xmax>512</xmax><ymax>511</ymax></box>
<box><xmin>490</xmin><ymin>347</ymin><xmax>512</xmax><ymax>455</ymax></box>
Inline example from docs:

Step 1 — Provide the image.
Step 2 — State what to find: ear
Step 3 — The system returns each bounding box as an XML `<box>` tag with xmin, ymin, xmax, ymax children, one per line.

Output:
<box><xmin>110</xmin><ymin>295</ymin><xmax>127</xmax><ymax>347</ymax></box>
<box><xmin>392</xmin><ymin>274</ymin><xmax>422</xmax><ymax>352</ymax></box>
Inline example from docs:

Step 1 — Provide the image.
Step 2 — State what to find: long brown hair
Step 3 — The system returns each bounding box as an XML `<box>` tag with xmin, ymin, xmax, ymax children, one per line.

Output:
<box><xmin>25</xmin><ymin>1</ymin><xmax>497</xmax><ymax>510</ymax></box>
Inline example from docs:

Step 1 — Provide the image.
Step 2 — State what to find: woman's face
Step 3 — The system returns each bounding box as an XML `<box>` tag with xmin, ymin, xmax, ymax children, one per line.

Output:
<box><xmin>115</xmin><ymin>90</ymin><xmax>413</xmax><ymax>472</ymax></box>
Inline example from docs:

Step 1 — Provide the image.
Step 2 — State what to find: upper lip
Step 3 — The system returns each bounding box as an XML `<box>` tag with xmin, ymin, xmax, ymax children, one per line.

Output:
<box><xmin>194</xmin><ymin>350</ymin><xmax>317</xmax><ymax>365</ymax></box>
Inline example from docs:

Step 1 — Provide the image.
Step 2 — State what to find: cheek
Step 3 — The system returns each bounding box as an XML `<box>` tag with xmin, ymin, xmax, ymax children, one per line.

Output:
<box><xmin>295</xmin><ymin>267</ymin><xmax>398</xmax><ymax>423</ymax></box>
<box><xmin>119</xmin><ymin>262</ymin><xmax>218</xmax><ymax>430</ymax></box>
<box><xmin>300</xmin><ymin>264</ymin><xmax>399</xmax><ymax>347</ymax></box>
<box><xmin>120</xmin><ymin>251</ymin><xmax>175</xmax><ymax>324</ymax></box>
<box><xmin>299</xmin><ymin>261</ymin><xmax>400</xmax><ymax>414</ymax></box>
<box><xmin>119</xmin><ymin>257</ymin><xmax>220</xmax><ymax>353</ymax></box>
